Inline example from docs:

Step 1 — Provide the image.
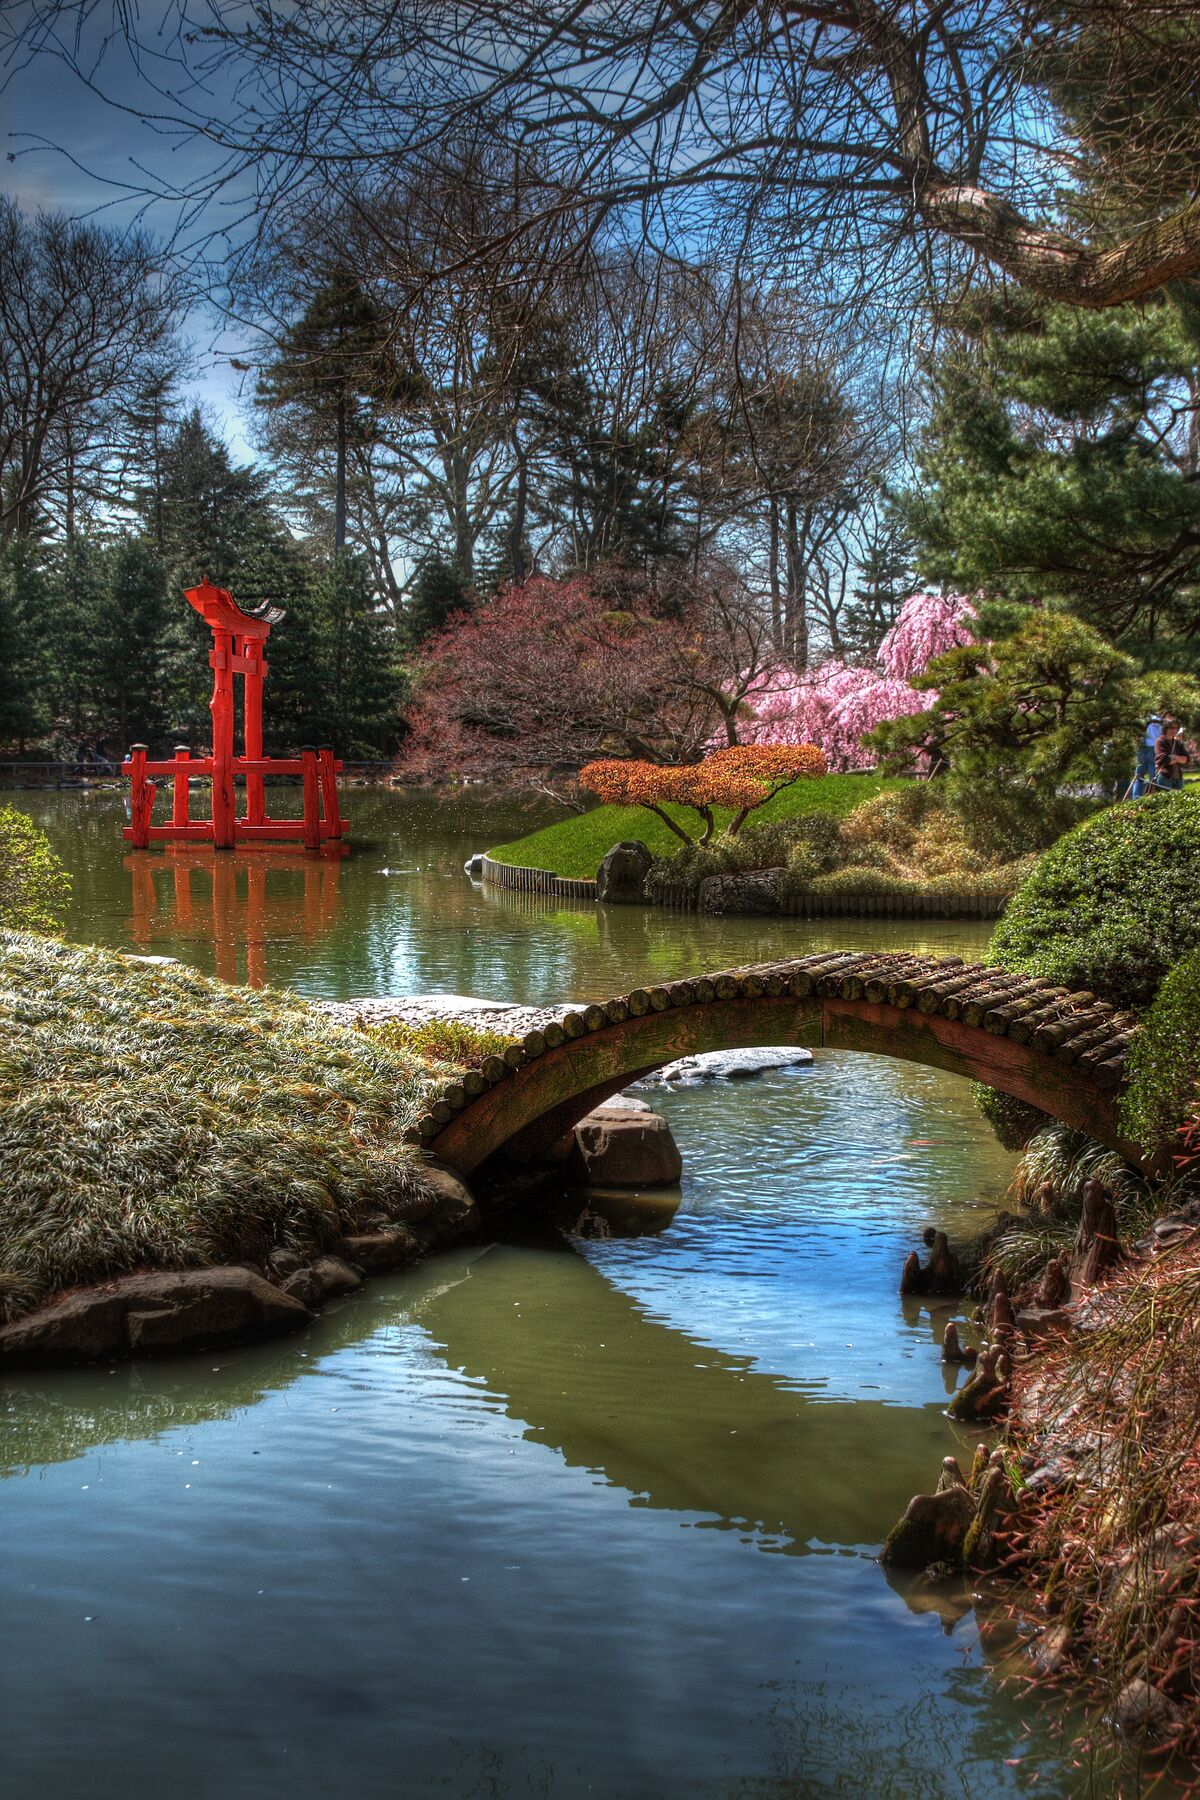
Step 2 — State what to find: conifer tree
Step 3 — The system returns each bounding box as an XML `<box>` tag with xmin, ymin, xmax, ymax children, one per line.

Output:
<box><xmin>0</xmin><ymin>542</ymin><xmax>52</xmax><ymax>751</ymax></box>
<box><xmin>904</xmin><ymin>298</ymin><xmax>1200</xmax><ymax>654</ymax></box>
<box><xmin>256</xmin><ymin>275</ymin><xmax>387</xmax><ymax>551</ymax></box>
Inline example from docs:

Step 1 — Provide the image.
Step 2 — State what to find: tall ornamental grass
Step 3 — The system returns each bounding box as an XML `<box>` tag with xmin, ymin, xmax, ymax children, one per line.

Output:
<box><xmin>0</xmin><ymin>933</ymin><xmax>438</xmax><ymax>1322</ymax></box>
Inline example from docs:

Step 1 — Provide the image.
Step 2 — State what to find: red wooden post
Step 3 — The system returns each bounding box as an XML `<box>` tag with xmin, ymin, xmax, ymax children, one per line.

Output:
<box><xmin>209</xmin><ymin>628</ymin><xmax>237</xmax><ymax>848</ymax></box>
<box><xmin>172</xmin><ymin>745</ymin><xmax>190</xmax><ymax>829</ymax></box>
<box><xmin>129</xmin><ymin>745</ymin><xmax>154</xmax><ymax>848</ymax></box>
<box><xmin>317</xmin><ymin>748</ymin><xmax>342</xmax><ymax>839</ymax></box>
<box><xmin>301</xmin><ymin>747</ymin><xmax>321</xmax><ymax>851</ymax></box>
<box><xmin>242</xmin><ymin>635</ymin><xmax>267</xmax><ymax>827</ymax></box>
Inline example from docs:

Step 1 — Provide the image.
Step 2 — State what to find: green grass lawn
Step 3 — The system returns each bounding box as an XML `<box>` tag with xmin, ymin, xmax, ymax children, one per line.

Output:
<box><xmin>488</xmin><ymin>772</ymin><xmax>910</xmax><ymax>880</ymax></box>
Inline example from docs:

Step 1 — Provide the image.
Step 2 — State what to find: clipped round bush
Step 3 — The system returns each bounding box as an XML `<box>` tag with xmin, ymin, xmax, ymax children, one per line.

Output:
<box><xmin>990</xmin><ymin>792</ymin><xmax>1200</xmax><ymax>1011</ymax></box>
<box><xmin>0</xmin><ymin>805</ymin><xmax>70</xmax><ymax>934</ymax></box>
<box><xmin>1120</xmin><ymin>947</ymin><xmax>1200</xmax><ymax>1155</ymax></box>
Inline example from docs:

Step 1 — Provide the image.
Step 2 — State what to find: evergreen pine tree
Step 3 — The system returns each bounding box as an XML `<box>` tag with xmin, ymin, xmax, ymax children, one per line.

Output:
<box><xmin>256</xmin><ymin>275</ymin><xmax>387</xmax><ymax>550</ymax></box>
<box><xmin>404</xmin><ymin>555</ymin><xmax>470</xmax><ymax>646</ymax></box>
<box><xmin>89</xmin><ymin>537</ymin><xmax>169</xmax><ymax>748</ymax></box>
<box><xmin>0</xmin><ymin>541</ymin><xmax>53</xmax><ymax>751</ymax></box>
<box><xmin>903</xmin><ymin>297</ymin><xmax>1200</xmax><ymax>652</ymax></box>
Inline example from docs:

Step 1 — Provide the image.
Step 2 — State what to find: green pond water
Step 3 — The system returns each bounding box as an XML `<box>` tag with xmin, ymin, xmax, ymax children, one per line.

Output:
<box><xmin>3</xmin><ymin>789</ymin><xmax>1092</xmax><ymax>1797</ymax></box>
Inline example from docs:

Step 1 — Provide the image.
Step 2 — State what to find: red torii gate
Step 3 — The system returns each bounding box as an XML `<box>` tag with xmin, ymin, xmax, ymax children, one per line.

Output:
<box><xmin>123</xmin><ymin>578</ymin><xmax>346</xmax><ymax>851</ymax></box>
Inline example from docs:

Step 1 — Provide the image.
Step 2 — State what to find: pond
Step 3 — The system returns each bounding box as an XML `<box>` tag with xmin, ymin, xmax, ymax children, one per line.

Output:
<box><xmin>3</xmin><ymin>790</ymin><xmax>1085</xmax><ymax>1797</ymax></box>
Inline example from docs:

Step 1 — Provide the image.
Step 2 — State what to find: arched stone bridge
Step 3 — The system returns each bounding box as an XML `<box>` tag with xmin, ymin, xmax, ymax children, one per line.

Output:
<box><xmin>406</xmin><ymin>952</ymin><xmax>1141</xmax><ymax>1176</ymax></box>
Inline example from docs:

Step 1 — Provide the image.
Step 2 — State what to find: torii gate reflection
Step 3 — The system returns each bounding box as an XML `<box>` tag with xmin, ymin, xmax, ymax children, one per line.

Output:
<box><xmin>125</xmin><ymin>846</ymin><xmax>343</xmax><ymax>986</ymax></box>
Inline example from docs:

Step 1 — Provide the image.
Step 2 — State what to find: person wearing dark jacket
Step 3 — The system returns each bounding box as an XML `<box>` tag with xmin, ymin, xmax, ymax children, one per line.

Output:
<box><xmin>1154</xmin><ymin>715</ymin><xmax>1190</xmax><ymax>790</ymax></box>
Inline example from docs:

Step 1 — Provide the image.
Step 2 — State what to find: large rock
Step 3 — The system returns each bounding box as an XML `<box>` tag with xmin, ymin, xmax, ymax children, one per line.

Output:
<box><xmin>568</xmin><ymin>1105</ymin><xmax>683</xmax><ymax>1189</ymax></box>
<box><xmin>636</xmin><ymin>1047</ymin><xmax>813</xmax><ymax>1087</ymax></box>
<box><xmin>596</xmin><ymin>840</ymin><xmax>653</xmax><ymax>905</ymax></box>
<box><xmin>419</xmin><ymin>1158</ymin><xmax>482</xmax><ymax>1236</ymax></box>
<box><xmin>697</xmin><ymin>870</ymin><xmax>785</xmax><ymax>915</ymax></box>
<box><xmin>343</xmin><ymin>1230</ymin><xmax>419</xmax><ymax>1273</ymax></box>
<box><xmin>310</xmin><ymin>1256</ymin><xmax>364</xmax><ymax>1297</ymax></box>
<box><xmin>0</xmin><ymin>1268</ymin><xmax>313</xmax><ymax>1368</ymax></box>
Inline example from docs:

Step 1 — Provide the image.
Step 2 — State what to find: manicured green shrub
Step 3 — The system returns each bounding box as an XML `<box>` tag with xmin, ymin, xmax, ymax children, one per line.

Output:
<box><xmin>645</xmin><ymin>812</ymin><xmax>844</xmax><ymax>898</ymax></box>
<box><xmin>0</xmin><ymin>806</ymin><xmax>70</xmax><ymax>934</ymax></box>
<box><xmin>945</xmin><ymin>777</ymin><xmax>1093</xmax><ymax>863</ymax></box>
<box><xmin>839</xmin><ymin>784</ymin><xmax>988</xmax><ymax>879</ymax></box>
<box><xmin>839</xmin><ymin>783</ymin><xmax>939</xmax><ymax>854</ymax></box>
<box><xmin>645</xmin><ymin>837</ymin><xmax>740</xmax><ymax>899</ymax></box>
<box><xmin>1121</xmin><ymin>947</ymin><xmax>1200</xmax><ymax>1155</ymax></box>
<box><xmin>990</xmin><ymin>792</ymin><xmax>1200</xmax><ymax>1011</ymax></box>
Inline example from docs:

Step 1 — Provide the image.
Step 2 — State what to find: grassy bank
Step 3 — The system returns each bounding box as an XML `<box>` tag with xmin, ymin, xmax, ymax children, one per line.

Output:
<box><xmin>487</xmin><ymin>772</ymin><xmax>908</xmax><ymax>880</ymax></box>
<box><xmin>0</xmin><ymin>933</ymin><xmax>444</xmax><ymax>1323</ymax></box>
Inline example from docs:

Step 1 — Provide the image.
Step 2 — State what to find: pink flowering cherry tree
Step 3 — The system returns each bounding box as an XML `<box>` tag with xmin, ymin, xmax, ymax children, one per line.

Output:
<box><xmin>739</xmin><ymin>592</ymin><xmax>975</xmax><ymax>770</ymax></box>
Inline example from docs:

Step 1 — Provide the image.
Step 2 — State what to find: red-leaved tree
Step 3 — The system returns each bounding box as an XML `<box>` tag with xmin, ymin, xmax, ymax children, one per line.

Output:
<box><xmin>581</xmin><ymin>743</ymin><xmax>826</xmax><ymax>844</ymax></box>
<box><xmin>399</xmin><ymin>564</ymin><xmax>779</xmax><ymax>790</ymax></box>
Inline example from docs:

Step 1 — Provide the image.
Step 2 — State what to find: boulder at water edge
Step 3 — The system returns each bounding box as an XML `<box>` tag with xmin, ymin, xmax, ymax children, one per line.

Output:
<box><xmin>569</xmin><ymin>1105</ymin><xmax>683</xmax><ymax>1188</ymax></box>
<box><xmin>0</xmin><ymin>1268</ymin><xmax>313</xmax><ymax>1367</ymax></box>
<box><xmin>596</xmin><ymin>840</ymin><xmax>654</xmax><ymax>905</ymax></box>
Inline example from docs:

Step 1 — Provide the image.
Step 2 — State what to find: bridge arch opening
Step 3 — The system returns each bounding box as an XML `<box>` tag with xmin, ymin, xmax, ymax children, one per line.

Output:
<box><xmin>411</xmin><ymin>955</ymin><xmax>1139</xmax><ymax>1179</ymax></box>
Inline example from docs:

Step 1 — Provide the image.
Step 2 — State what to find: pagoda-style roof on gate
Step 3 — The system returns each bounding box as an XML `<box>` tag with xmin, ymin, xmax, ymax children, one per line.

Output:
<box><xmin>184</xmin><ymin>578</ymin><xmax>286</xmax><ymax>634</ymax></box>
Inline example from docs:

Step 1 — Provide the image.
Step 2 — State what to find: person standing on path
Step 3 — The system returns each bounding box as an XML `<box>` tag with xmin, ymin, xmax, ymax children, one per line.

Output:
<box><xmin>1132</xmin><ymin>714</ymin><xmax>1162</xmax><ymax>797</ymax></box>
<box><xmin>1154</xmin><ymin>715</ymin><xmax>1190</xmax><ymax>790</ymax></box>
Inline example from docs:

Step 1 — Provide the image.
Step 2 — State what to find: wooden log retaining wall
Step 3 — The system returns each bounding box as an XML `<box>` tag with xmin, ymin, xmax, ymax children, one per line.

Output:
<box><xmin>478</xmin><ymin>856</ymin><xmax>1009</xmax><ymax>919</ymax></box>
<box><xmin>479</xmin><ymin>854</ymin><xmax>601</xmax><ymax>903</ymax></box>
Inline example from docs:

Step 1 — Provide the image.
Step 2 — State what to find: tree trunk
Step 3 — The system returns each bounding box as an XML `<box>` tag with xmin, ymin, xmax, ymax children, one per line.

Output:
<box><xmin>768</xmin><ymin>500</ymin><xmax>783</xmax><ymax>655</ymax></box>
<box><xmin>784</xmin><ymin>498</ymin><xmax>808</xmax><ymax>672</ymax></box>
<box><xmin>509</xmin><ymin>433</ymin><xmax>529</xmax><ymax>585</ymax></box>
<box><xmin>334</xmin><ymin>395</ymin><xmax>348</xmax><ymax>553</ymax></box>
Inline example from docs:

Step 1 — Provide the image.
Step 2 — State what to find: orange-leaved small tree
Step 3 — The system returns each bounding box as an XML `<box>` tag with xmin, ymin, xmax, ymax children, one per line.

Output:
<box><xmin>580</xmin><ymin>744</ymin><xmax>826</xmax><ymax>846</ymax></box>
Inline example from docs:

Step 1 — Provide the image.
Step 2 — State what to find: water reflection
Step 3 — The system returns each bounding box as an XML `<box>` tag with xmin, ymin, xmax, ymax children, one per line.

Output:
<box><xmin>0</xmin><ymin>1239</ymin><xmax>967</xmax><ymax>1558</ymax></box>
<box><xmin>125</xmin><ymin>848</ymin><xmax>344</xmax><ymax>986</ymax></box>
<box><xmin>27</xmin><ymin>787</ymin><xmax>999</xmax><ymax>1002</ymax></box>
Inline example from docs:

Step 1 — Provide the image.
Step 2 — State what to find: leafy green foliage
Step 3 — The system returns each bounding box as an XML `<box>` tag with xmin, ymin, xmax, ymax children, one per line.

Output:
<box><xmin>1121</xmin><ymin>949</ymin><xmax>1200</xmax><ymax>1156</ymax></box>
<box><xmin>0</xmin><ymin>809</ymin><xmax>70</xmax><ymax>934</ymax></box>
<box><xmin>972</xmin><ymin>1084</ymin><xmax>1045</xmax><ymax>1153</ymax></box>
<box><xmin>904</xmin><ymin>298</ymin><xmax>1200</xmax><ymax>644</ymax></box>
<box><xmin>990</xmin><ymin>792</ymin><xmax>1200</xmax><ymax>1010</ymax></box>
<box><xmin>0</xmin><ymin>933</ymin><xmax>438</xmax><ymax>1322</ymax></box>
<box><xmin>943</xmin><ymin>776</ymin><xmax>1092</xmax><ymax>862</ymax></box>
<box><xmin>867</xmin><ymin>610</ymin><xmax>1200</xmax><ymax>797</ymax></box>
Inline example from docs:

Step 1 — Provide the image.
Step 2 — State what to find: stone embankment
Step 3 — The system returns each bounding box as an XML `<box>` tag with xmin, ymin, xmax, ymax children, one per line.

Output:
<box><xmin>0</xmin><ymin>1159</ymin><xmax>481</xmax><ymax>1370</ymax></box>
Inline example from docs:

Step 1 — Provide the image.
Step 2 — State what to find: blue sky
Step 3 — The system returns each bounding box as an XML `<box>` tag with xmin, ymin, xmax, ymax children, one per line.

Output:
<box><xmin>1</xmin><ymin>15</ymin><xmax>256</xmax><ymax>457</ymax></box>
